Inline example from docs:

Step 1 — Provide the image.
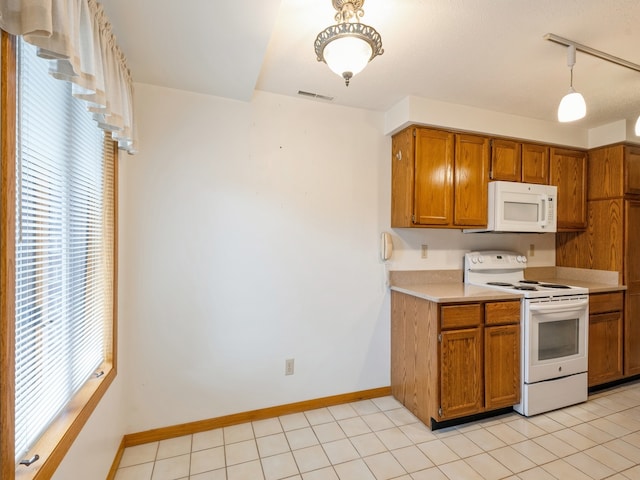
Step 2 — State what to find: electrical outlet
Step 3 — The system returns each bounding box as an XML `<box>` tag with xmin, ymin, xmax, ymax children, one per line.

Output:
<box><xmin>285</xmin><ymin>358</ymin><xmax>294</xmax><ymax>376</ymax></box>
<box><xmin>421</xmin><ymin>244</ymin><xmax>428</xmax><ymax>259</ymax></box>
<box><xmin>529</xmin><ymin>244</ymin><xmax>535</xmax><ymax>257</ymax></box>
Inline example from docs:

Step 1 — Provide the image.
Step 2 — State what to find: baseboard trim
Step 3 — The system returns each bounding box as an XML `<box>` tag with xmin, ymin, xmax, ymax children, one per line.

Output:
<box><xmin>105</xmin><ymin>437</ymin><xmax>125</xmax><ymax>480</ymax></box>
<box><xmin>122</xmin><ymin>386</ymin><xmax>391</xmax><ymax>447</ymax></box>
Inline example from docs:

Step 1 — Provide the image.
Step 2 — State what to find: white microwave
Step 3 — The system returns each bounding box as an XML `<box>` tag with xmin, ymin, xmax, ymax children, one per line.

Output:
<box><xmin>466</xmin><ymin>181</ymin><xmax>557</xmax><ymax>233</ymax></box>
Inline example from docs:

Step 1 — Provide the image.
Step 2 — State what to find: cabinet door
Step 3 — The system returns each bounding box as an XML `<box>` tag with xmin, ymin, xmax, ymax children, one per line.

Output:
<box><xmin>625</xmin><ymin>293</ymin><xmax>640</xmax><ymax>377</ymax></box>
<box><xmin>588</xmin><ymin>312</ymin><xmax>623</xmax><ymax>386</ymax></box>
<box><xmin>440</xmin><ymin>328</ymin><xmax>483</xmax><ymax>419</ymax></box>
<box><xmin>485</xmin><ymin>325</ymin><xmax>520</xmax><ymax>409</ymax></box>
<box><xmin>550</xmin><ymin>148</ymin><xmax>587</xmax><ymax>230</ymax></box>
<box><xmin>391</xmin><ymin>127</ymin><xmax>415</xmax><ymax>227</ymax></box>
<box><xmin>491</xmin><ymin>139</ymin><xmax>521</xmax><ymax>182</ymax></box>
<box><xmin>588</xmin><ymin>145</ymin><xmax>624</xmax><ymax>200</ymax></box>
<box><xmin>625</xmin><ymin>201</ymin><xmax>640</xmax><ymax>376</ymax></box>
<box><xmin>522</xmin><ymin>143</ymin><xmax>549</xmax><ymax>184</ymax></box>
<box><xmin>590</xmin><ymin>199</ymin><xmax>624</xmax><ymax>272</ymax></box>
<box><xmin>441</xmin><ymin>303</ymin><xmax>482</xmax><ymax>329</ymax></box>
<box><xmin>626</xmin><ymin>200</ymin><xmax>640</xmax><ymax>291</ymax></box>
<box><xmin>625</xmin><ymin>146</ymin><xmax>640</xmax><ymax>195</ymax></box>
<box><xmin>485</xmin><ymin>301</ymin><xmax>520</xmax><ymax>326</ymax></box>
<box><xmin>454</xmin><ymin>134</ymin><xmax>490</xmax><ymax>226</ymax></box>
<box><xmin>414</xmin><ymin>128</ymin><xmax>454</xmax><ymax>225</ymax></box>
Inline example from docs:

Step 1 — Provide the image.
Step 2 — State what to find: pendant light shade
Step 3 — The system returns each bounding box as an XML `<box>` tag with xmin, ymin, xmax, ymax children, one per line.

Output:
<box><xmin>314</xmin><ymin>0</ymin><xmax>383</xmax><ymax>86</ymax></box>
<box><xmin>557</xmin><ymin>45</ymin><xmax>586</xmax><ymax>122</ymax></box>
<box><xmin>323</xmin><ymin>35</ymin><xmax>373</xmax><ymax>80</ymax></box>
<box><xmin>558</xmin><ymin>87</ymin><xmax>587</xmax><ymax>122</ymax></box>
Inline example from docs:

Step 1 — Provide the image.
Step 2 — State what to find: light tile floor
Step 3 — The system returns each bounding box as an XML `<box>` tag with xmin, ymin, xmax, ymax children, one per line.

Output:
<box><xmin>115</xmin><ymin>380</ymin><xmax>640</xmax><ymax>480</ymax></box>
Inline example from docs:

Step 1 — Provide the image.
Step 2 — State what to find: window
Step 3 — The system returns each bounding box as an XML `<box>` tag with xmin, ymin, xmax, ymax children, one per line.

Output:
<box><xmin>1</xmin><ymin>33</ymin><xmax>117</xmax><ymax>479</ymax></box>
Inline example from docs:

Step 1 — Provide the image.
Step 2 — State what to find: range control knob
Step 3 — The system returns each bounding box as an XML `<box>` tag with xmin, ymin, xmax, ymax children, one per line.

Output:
<box><xmin>517</xmin><ymin>255</ymin><xmax>527</xmax><ymax>263</ymax></box>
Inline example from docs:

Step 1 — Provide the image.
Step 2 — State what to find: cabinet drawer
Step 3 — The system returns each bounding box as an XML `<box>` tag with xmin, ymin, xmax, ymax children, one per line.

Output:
<box><xmin>590</xmin><ymin>292</ymin><xmax>623</xmax><ymax>314</ymax></box>
<box><xmin>485</xmin><ymin>301</ymin><xmax>521</xmax><ymax>325</ymax></box>
<box><xmin>441</xmin><ymin>304</ymin><xmax>482</xmax><ymax>329</ymax></box>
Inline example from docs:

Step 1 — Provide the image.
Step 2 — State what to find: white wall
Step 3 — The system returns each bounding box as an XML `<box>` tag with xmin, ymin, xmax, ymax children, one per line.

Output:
<box><xmin>387</xmin><ymin>229</ymin><xmax>556</xmax><ymax>271</ymax></box>
<box><xmin>118</xmin><ymin>85</ymin><xmax>392</xmax><ymax>433</ymax></box>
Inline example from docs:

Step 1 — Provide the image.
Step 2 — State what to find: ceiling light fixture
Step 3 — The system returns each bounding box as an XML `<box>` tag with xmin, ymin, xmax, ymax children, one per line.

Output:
<box><xmin>557</xmin><ymin>45</ymin><xmax>586</xmax><ymax>122</ymax></box>
<box><xmin>545</xmin><ymin>34</ymin><xmax>640</xmax><ymax>133</ymax></box>
<box><xmin>314</xmin><ymin>0</ymin><xmax>384</xmax><ymax>87</ymax></box>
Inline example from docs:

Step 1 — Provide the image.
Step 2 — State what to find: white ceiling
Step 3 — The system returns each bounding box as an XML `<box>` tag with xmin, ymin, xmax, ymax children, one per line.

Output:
<box><xmin>100</xmin><ymin>0</ymin><xmax>640</xmax><ymax>130</ymax></box>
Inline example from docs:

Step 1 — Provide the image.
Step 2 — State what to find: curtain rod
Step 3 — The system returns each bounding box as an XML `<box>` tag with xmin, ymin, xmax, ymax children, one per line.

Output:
<box><xmin>544</xmin><ymin>33</ymin><xmax>640</xmax><ymax>73</ymax></box>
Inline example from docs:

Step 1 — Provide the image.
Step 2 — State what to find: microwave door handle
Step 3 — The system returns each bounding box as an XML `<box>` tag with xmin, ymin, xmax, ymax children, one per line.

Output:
<box><xmin>540</xmin><ymin>198</ymin><xmax>545</xmax><ymax>222</ymax></box>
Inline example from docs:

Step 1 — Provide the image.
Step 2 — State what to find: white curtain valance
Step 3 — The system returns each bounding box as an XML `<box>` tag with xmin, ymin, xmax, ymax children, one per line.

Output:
<box><xmin>0</xmin><ymin>0</ymin><xmax>137</xmax><ymax>153</ymax></box>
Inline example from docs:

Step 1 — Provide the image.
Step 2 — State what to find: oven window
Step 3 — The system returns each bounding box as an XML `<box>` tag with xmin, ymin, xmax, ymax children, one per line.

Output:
<box><xmin>538</xmin><ymin>318</ymin><xmax>579</xmax><ymax>360</ymax></box>
<box><xmin>504</xmin><ymin>201</ymin><xmax>539</xmax><ymax>222</ymax></box>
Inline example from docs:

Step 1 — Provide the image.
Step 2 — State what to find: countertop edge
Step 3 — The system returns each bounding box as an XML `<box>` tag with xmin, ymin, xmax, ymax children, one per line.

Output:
<box><xmin>391</xmin><ymin>282</ymin><xmax>626</xmax><ymax>303</ymax></box>
<box><xmin>390</xmin><ymin>284</ymin><xmax>523</xmax><ymax>303</ymax></box>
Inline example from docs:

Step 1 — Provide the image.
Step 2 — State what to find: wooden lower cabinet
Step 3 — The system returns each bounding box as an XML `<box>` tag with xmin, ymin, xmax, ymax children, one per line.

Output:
<box><xmin>588</xmin><ymin>292</ymin><xmax>624</xmax><ymax>387</ymax></box>
<box><xmin>625</xmin><ymin>293</ymin><xmax>640</xmax><ymax>377</ymax></box>
<box><xmin>485</xmin><ymin>324</ymin><xmax>520</xmax><ymax>409</ymax></box>
<box><xmin>440</xmin><ymin>328</ymin><xmax>483</xmax><ymax>419</ymax></box>
<box><xmin>391</xmin><ymin>291</ymin><xmax>520</xmax><ymax>427</ymax></box>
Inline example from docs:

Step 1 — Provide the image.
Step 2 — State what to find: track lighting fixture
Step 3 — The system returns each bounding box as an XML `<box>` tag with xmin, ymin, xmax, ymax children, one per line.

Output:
<box><xmin>557</xmin><ymin>45</ymin><xmax>586</xmax><ymax>122</ymax></box>
<box><xmin>546</xmin><ymin>34</ymin><xmax>640</xmax><ymax>134</ymax></box>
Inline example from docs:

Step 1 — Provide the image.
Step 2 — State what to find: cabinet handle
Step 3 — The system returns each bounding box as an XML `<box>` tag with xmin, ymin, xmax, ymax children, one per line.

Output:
<box><xmin>395</xmin><ymin>151</ymin><xmax>402</xmax><ymax>161</ymax></box>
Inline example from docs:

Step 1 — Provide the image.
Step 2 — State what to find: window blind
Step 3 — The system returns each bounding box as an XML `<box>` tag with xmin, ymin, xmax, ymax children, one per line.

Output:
<box><xmin>14</xmin><ymin>38</ymin><xmax>114</xmax><ymax>461</ymax></box>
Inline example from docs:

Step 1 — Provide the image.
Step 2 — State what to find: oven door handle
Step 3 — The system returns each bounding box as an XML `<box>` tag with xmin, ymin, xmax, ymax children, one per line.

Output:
<box><xmin>528</xmin><ymin>299</ymin><xmax>588</xmax><ymax>312</ymax></box>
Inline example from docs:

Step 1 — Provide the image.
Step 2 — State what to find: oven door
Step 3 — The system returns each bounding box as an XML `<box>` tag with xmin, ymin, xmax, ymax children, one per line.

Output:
<box><xmin>523</xmin><ymin>296</ymin><xmax>588</xmax><ymax>384</ymax></box>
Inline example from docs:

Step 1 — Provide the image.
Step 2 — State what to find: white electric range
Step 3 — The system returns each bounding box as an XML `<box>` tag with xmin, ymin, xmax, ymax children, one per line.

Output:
<box><xmin>464</xmin><ymin>251</ymin><xmax>589</xmax><ymax>416</ymax></box>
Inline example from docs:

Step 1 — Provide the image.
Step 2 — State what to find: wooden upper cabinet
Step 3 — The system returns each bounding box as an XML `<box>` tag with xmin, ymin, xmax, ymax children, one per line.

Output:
<box><xmin>414</xmin><ymin>128</ymin><xmax>455</xmax><ymax>226</ymax></box>
<box><xmin>391</xmin><ymin>127</ymin><xmax>416</xmax><ymax>227</ymax></box>
<box><xmin>491</xmin><ymin>139</ymin><xmax>521</xmax><ymax>182</ymax></box>
<box><xmin>522</xmin><ymin>143</ymin><xmax>550</xmax><ymax>184</ymax></box>
<box><xmin>588</xmin><ymin>145</ymin><xmax>624</xmax><ymax>200</ymax></box>
<box><xmin>626</xmin><ymin>146</ymin><xmax>640</xmax><ymax>195</ymax></box>
<box><xmin>491</xmin><ymin>140</ymin><xmax>549</xmax><ymax>184</ymax></box>
<box><xmin>587</xmin><ymin>144</ymin><xmax>640</xmax><ymax>199</ymax></box>
<box><xmin>454</xmin><ymin>134</ymin><xmax>490</xmax><ymax>226</ymax></box>
<box><xmin>550</xmin><ymin>147</ymin><xmax>587</xmax><ymax>230</ymax></box>
<box><xmin>390</xmin><ymin>126</ymin><xmax>488</xmax><ymax>228</ymax></box>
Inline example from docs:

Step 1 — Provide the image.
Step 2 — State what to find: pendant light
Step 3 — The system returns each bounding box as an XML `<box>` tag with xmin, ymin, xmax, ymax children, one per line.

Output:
<box><xmin>314</xmin><ymin>0</ymin><xmax>384</xmax><ymax>87</ymax></box>
<box><xmin>557</xmin><ymin>45</ymin><xmax>586</xmax><ymax>122</ymax></box>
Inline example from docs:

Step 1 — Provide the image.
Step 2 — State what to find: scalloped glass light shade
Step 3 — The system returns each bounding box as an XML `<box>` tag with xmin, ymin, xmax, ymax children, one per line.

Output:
<box><xmin>557</xmin><ymin>88</ymin><xmax>586</xmax><ymax>122</ymax></box>
<box><xmin>323</xmin><ymin>36</ymin><xmax>372</xmax><ymax>78</ymax></box>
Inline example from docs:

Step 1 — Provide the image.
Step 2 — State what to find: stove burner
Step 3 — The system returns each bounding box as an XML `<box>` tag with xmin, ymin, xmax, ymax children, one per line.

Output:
<box><xmin>520</xmin><ymin>280</ymin><xmax>540</xmax><ymax>284</ymax></box>
<box><xmin>514</xmin><ymin>285</ymin><xmax>537</xmax><ymax>291</ymax></box>
<box><xmin>486</xmin><ymin>281</ymin><xmax>513</xmax><ymax>287</ymax></box>
<box><xmin>540</xmin><ymin>283</ymin><xmax>571</xmax><ymax>289</ymax></box>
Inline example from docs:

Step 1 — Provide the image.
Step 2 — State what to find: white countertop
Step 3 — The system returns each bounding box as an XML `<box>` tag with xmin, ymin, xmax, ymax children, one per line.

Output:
<box><xmin>390</xmin><ymin>267</ymin><xmax>626</xmax><ymax>303</ymax></box>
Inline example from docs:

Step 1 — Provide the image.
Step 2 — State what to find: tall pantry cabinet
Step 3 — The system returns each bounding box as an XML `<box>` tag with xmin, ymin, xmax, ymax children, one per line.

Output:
<box><xmin>556</xmin><ymin>144</ymin><xmax>640</xmax><ymax>378</ymax></box>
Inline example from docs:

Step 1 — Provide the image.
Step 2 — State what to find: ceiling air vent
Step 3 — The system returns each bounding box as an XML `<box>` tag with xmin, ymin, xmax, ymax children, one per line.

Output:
<box><xmin>297</xmin><ymin>90</ymin><xmax>334</xmax><ymax>101</ymax></box>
